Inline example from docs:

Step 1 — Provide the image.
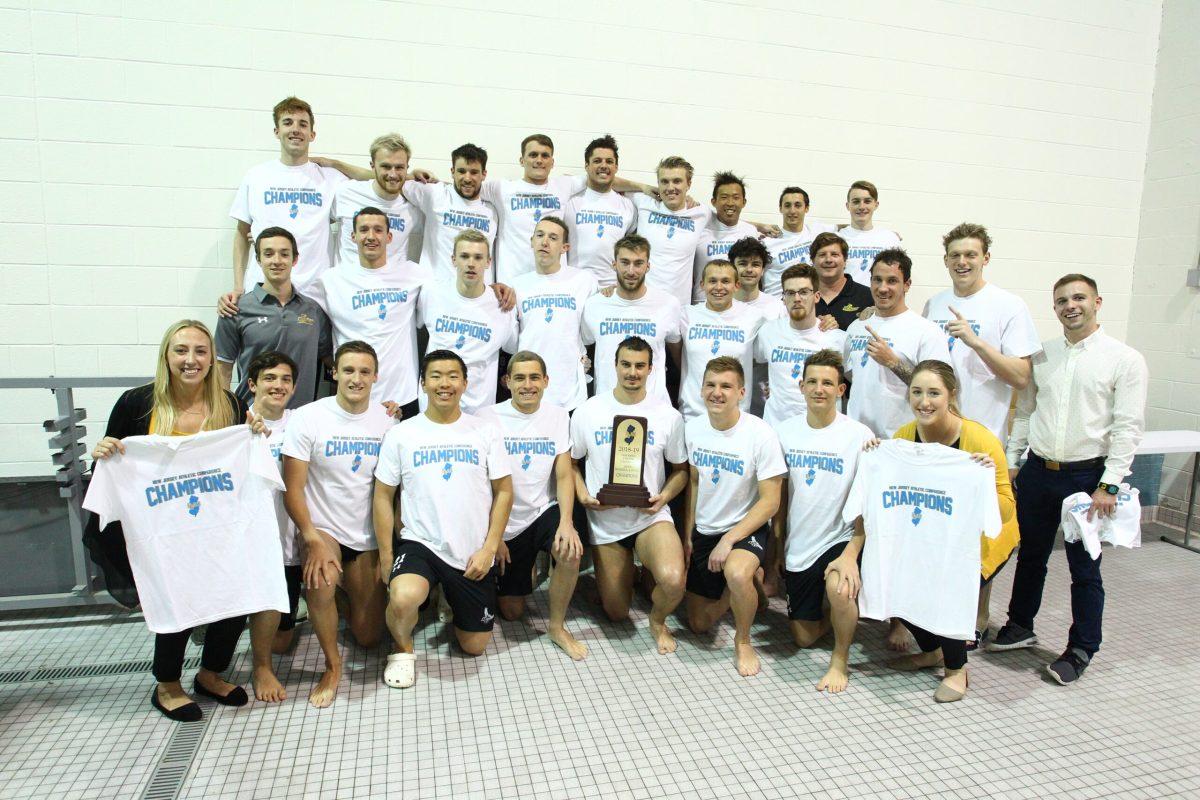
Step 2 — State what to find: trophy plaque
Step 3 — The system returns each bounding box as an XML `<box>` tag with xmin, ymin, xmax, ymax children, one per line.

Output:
<box><xmin>596</xmin><ymin>415</ymin><xmax>652</xmax><ymax>508</ymax></box>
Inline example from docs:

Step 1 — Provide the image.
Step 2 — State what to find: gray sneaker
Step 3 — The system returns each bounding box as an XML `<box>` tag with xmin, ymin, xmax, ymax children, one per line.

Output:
<box><xmin>985</xmin><ymin>622</ymin><xmax>1037</xmax><ymax>652</ymax></box>
<box><xmin>1046</xmin><ymin>648</ymin><xmax>1090</xmax><ymax>685</ymax></box>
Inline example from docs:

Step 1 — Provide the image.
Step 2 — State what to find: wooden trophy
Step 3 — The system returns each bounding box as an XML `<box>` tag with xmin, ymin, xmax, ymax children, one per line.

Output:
<box><xmin>596</xmin><ymin>415</ymin><xmax>652</xmax><ymax>508</ymax></box>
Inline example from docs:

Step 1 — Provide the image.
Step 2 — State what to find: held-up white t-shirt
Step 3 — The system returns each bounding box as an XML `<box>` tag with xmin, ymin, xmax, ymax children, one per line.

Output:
<box><xmin>923</xmin><ymin>283</ymin><xmax>1041</xmax><ymax>444</ymax></box>
<box><xmin>843</xmin><ymin>439</ymin><xmax>1000</xmax><ymax>640</ymax></box>
<box><xmin>476</xmin><ymin>400</ymin><xmax>570</xmax><ymax>539</ymax></box>
<box><xmin>581</xmin><ymin>288</ymin><xmax>683</xmax><ymax>405</ymax></box>
<box><xmin>633</xmin><ymin>195</ymin><xmax>711</xmax><ymax>309</ymax></box>
<box><xmin>281</xmin><ymin>396</ymin><xmax>394</xmax><ymax>551</ymax></box>
<box><xmin>230</xmin><ymin>159</ymin><xmax>347</xmax><ymax>292</ymax></box>
<box><xmin>417</xmin><ymin>282</ymin><xmax>518</xmax><ymax>414</ymax></box>
<box><xmin>564</xmin><ymin>188</ymin><xmax>637</xmax><ymax>287</ymax></box>
<box><xmin>1060</xmin><ymin>486</ymin><xmax>1142</xmax><ymax>560</ymax></box>
<box><xmin>679</xmin><ymin>301</ymin><xmax>765</xmax><ymax>419</ymax></box>
<box><xmin>762</xmin><ymin>223</ymin><xmax>837</xmax><ymax>297</ymax></box>
<box><xmin>331</xmin><ymin>179</ymin><xmax>423</xmax><ymax>267</ymax></box>
<box><xmin>83</xmin><ymin>426</ymin><xmax>288</xmax><ymax>633</ymax></box>
<box><xmin>839</xmin><ymin>226</ymin><xmax>901</xmax><ymax>288</ymax></box>
<box><xmin>844</xmin><ymin>310</ymin><xmax>950</xmax><ymax>438</ymax></box>
<box><xmin>259</xmin><ymin>409</ymin><xmax>299</xmax><ymax>566</ymax></box>
<box><xmin>481</xmin><ymin>175</ymin><xmax>587</xmax><ymax>284</ymax></box>
<box><xmin>403</xmin><ymin>180</ymin><xmax>497</xmax><ymax>283</ymax></box>
<box><xmin>686</xmin><ymin>412</ymin><xmax>786</xmax><ymax>536</ymax></box>
<box><xmin>511</xmin><ymin>267</ymin><xmax>598</xmax><ymax>411</ymax></box>
<box><xmin>569</xmin><ymin>393</ymin><xmax>687</xmax><ymax>545</ymax></box>
<box><xmin>307</xmin><ymin>260</ymin><xmax>431</xmax><ymax>406</ymax></box>
<box><xmin>375</xmin><ymin>412</ymin><xmax>511</xmax><ymax>570</ymax></box>
<box><xmin>693</xmin><ymin>219</ymin><xmax>758</xmax><ymax>302</ymax></box>
<box><xmin>754</xmin><ymin>320</ymin><xmax>847</xmax><ymax>426</ymax></box>
<box><xmin>777</xmin><ymin>413</ymin><xmax>874</xmax><ymax>572</ymax></box>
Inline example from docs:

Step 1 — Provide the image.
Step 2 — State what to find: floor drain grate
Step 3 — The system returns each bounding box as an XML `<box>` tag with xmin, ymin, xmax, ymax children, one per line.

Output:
<box><xmin>2</xmin><ymin>657</ymin><xmax>201</xmax><ymax>684</ymax></box>
<box><xmin>0</xmin><ymin>669</ymin><xmax>31</xmax><ymax>684</ymax></box>
<box><xmin>140</xmin><ymin>710</ymin><xmax>213</xmax><ymax>800</ymax></box>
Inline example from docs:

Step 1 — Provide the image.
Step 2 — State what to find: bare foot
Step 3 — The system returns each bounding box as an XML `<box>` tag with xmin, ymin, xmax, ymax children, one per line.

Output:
<box><xmin>649</xmin><ymin>618</ymin><xmax>677</xmax><ymax>654</ymax></box>
<box><xmin>817</xmin><ymin>654</ymin><xmax>850</xmax><ymax>693</ymax></box>
<box><xmin>886</xmin><ymin>619</ymin><xmax>914</xmax><ymax>652</ymax></box>
<box><xmin>761</xmin><ymin>569</ymin><xmax>781</xmax><ymax>599</ymax></box>
<box><xmin>735</xmin><ymin>640</ymin><xmax>760</xmax><ymax>677</ymax></box>
<box><xmin>252</xmin><ymin>665</ymin><xmax>287</xmax><ymax>703</ymax></box>
<box><xmin>309</xmin><ymin>664</ymin><xmax>341</xmax><ymax>708</ymax></box>
<box><xmin>548</xmin><ymin>626</ymin><xmax>588</xmax><ymax>661</ymax></box>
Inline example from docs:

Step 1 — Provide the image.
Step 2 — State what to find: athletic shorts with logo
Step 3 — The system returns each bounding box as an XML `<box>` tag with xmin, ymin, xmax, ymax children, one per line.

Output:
<box><xmin>278</xmin><ymin>564</ymin><xmax>303</xmax><ymax>632</ymax></box>
<box><xmin>498</xmin><ymin>505</ymin><xmax>563</xmax><ymax>597</ymax></box>
<box><xmin>784</xmin><ymin>540</ymin><xmax>859</xmax><ymax>621</ymax></box>
<box><xmin>686</xmin><ymin>525</ymin><xmax>770</xmax><ymax>600</ymax></box>
<box><xmin>390</xmin><ymin>538</ymin><xmax>498</xmax><ymax>632</ymax></box>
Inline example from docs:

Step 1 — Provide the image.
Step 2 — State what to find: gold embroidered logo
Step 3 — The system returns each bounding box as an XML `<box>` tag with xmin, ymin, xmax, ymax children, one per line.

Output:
<box><xmin>842</xmin><ymin>304</ymin><xmax>859</xmax><ymax>313</ymax></box>
<box><xmin>297</xmin><ymin>313</ymin><xmax>315</xmax><ymax>325</ymax></box>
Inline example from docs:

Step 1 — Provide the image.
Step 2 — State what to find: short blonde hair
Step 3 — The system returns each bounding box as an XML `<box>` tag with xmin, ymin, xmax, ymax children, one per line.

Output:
<box><xmin>453</xmin><ymin>228</ymin><xmax>490</xmax><ymax>256</ymax></box>
<box><xmin>370</xmin><ymin>133</ymin><xmax>412</xmax><ymax>162</ymax></box>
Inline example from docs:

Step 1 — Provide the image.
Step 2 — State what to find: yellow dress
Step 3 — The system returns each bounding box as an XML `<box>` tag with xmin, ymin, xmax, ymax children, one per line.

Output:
<box><xmin>893</xmin><ymin>418</ymin><xmax>1019</xmax><ymax>581</ymax></box>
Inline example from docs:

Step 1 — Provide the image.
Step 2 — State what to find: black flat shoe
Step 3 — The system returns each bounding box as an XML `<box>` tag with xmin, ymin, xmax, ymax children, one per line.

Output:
<box><xmin>150</xmin><ymin>689</ymin><xmax>202</xmax><ymax>722</ymax></box>
<box><xmin>192</xmin><ymin>677</ymin><xmax>249</xmax><ymax>707</ymax></box>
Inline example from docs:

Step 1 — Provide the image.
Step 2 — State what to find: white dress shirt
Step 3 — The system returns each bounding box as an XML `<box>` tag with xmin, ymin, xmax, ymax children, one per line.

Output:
<box><xmin>1007</xmin><ymin>327</ymin><xmax>1148</xmax><ymax>486</ymax></box>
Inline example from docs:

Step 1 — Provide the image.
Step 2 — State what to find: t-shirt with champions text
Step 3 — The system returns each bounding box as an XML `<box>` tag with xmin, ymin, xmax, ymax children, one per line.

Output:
<box><xmin>581</xmin><ymin>287</ymin><xmax>683</xmax><ymax>406</ymax></box>
<box><xmin>481</xmin><ymin>175</ymin><xmax>587</xmax><ymax>285</ymax></box>
<box><xmin>843</xmin><ymin>439</ymin><xmax>1001</xmax><ymax>640</ymax></box>
<box><xmin>686</xmin><ymin>412</ymin><xmax>786</xmax><ymax>536</ymax></box>
<box><xmin>331</xmin><ymin>179</ymin><xmax>423</xmax><ymax>267</ymax></box>
<box><xmin>570</xmin><ymin>392</ymin><xmax>687</xmax><ymax>545</ymax></box>
<box><xmin>83</xmin><ymin>426</ymin><xmax>288</xmax><ymax>633</ymax></box>
<box><xmin>403</xmin><ymin>180</ymin><xmax>497</xmax><ymax>284</ymax></box>
<box><xmin>633</xmin><ymin>195</ymin><xmax>711</xmax><ymax>309</ymax></box>
<box><xmin>259</xmin><ymin>409</ymin><xmax>299</xmax><ymax>566</ymax></box>
<box><xmin>563</xmin><ymin>188</ymin><xmax>637</xmax><ymax>287</ymax></box>
<box><xmin>375</xmin><ymin>412</ymin><xmax>511</xmax><ymax>571</ymax></box>
<box><xmin>838</xmin><ymin>226</ymin><xmax>901</xmax><ymax>288</ymax></box>
<box><xmin>754</xmin><ymin>320</ymin><xmax>847</xmax><ymax>426</ymax></box>
<box><xmin>281</xmin><ymin>396</ymin><xmax>394</xmax><ymax>551</ymax></box>
<box><xmin>679</xmin><ymin>301</ymin><xmax>765</xmax><ymax>419</ymax></box>
<box><xmin>762</xmin><ymin>222</ymin><xmax>837</xmax><ymax>297</ymax></box>
<box><xmin>476</xmin><ymin>400</ymin><xmax>570</xmax><ymax>539</ymax></box>
<box><xmin>511</xmin><ymin>267</ymin><xmax>598</xmax><ymax>411</ymax></box>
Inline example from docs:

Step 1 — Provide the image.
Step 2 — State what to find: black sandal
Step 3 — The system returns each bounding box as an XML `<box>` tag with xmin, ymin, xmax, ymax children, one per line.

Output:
<box><xmin>150</xmin><ymin>688</ymin><xmax>202</xmax><ymax>722</ymax></box>
<box><xmin>192</xmin><ymin>677</ymin><xmax>249</xmax><ymax>707</ymax></box>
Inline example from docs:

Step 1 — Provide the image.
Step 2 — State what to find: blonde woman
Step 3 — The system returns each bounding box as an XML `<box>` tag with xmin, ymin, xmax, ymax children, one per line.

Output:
<box><xmin>87</xmin><ymin>320</ymin><xmax>263</xmax><ymax>721</ymax></box>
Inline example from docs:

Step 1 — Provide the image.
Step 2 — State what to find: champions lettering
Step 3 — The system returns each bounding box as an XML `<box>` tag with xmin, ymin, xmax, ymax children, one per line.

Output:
<box><xmin>512</xmin><ymin>195</ymin><xmax>561</xmax><ymax>212</ymax></box>
<box><xmin>351</xmin><ymin>289</ymin><xmax>410</xmax><ymax>309</ymax></box>
<box><xmin>778</xmin><ymin>245</ymin><xmax>810</xmax><ymax>264</ymax></box>
<box><xmin>882</xmin><ymin>488</ymin><xmax>954</xmax><ymax>516</ymax></box>
<box><xmin>264</xmin><ymin>190</ymin><xmax>322</xmax><ymax>207</ymax></box>
<box><xmin>413</xmin><ymin>447</ymin><xmax>480</xmax><ymax>468</ymax></box>
<box><xmin>503</xmin><ymin>439</ymin><xmax>556</xmax><ymax>457</ymax></box>
<box><xmin>688</xmin><ymin>325</ymin><xmax>745</xmax><ymax>343</ymax></box>
<box><xmin>784</xmin><ymin>451</ymin><xmax>844</xmax><ymax>474</ymax></box>
<box><xmin>771</xmin><ymin>347</ymin><xmax>815</xmax><ymax>364</ymax></box>
<box><xmin>434</xmin><ymin>317</ymin><xmax>492</xmax><ymax>343</ymax></box>
<box><xmin>594</xmin><ymin>428</ymin><xmax>656</xmax><ymax>446</ymax></box>
<box><xmin>388</xmin><ymin>216</ymin><xmax>406</xmax><ymax>232</ymax></box>
<box><xmin>706</xmin><ymin>240</ymin><xmax>737</xmax><ymax>258</ymax></box>
<box><xmin>691</xmin><ymin>448</ymin><xmax>745</xmax><ymax>476</ymax></box>
<box><xmin>520</xmin><ymin>295</ymin><xmax>577</xmax><ymax>314</ymax></box>
<box><xmin>647</xmin><ymin>211</ymin><xmax>695</xmax><ymax>232</ymax></box>
<box><xmin>848</xmin><ymin>246</ymin><xmax>882</xmax><ymax>264</ymax></box>
<box><xmin>325</xmin><ymin>439</ymin><xmax>381</xmax><ymax>457</ymax></box>
<box><xmin>145</xmin><ymin>472</ymin><xmax>234</xmax><ymax>507</ymax></box>
<box><xmin>599</xmin><ymin>320</ymin><xmax>656</xmax><ymax>337</ymax></box>
<box><xmin>442</xmin><ymin>211</ymin><xmax>491</xmax><ymax>232</ymax></box>
<box><xmin>575</xmin><ymin>211</ymin><xmax>624</xmax><ymax>227</ymax></box>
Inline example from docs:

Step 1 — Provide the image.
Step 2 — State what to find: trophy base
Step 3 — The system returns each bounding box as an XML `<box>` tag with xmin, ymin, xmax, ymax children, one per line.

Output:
<box><xmin>596</xmin><ymin>483</ymin><xmax>651</xmax><ymax>508</ymax></box>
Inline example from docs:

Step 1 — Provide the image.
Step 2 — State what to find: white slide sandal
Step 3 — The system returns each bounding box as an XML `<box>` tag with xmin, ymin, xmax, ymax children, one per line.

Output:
<box><xmin>384</xmin><ymin>652</ymin><xmax>417</xmax><ymax>688</ymax></box>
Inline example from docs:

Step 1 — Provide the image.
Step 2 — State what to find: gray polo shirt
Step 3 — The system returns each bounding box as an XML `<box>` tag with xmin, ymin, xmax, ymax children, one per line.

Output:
<box><xmin>216</xmin><ymin>284</ymin><xmax>331</xmax><ymax>408</ymax></box>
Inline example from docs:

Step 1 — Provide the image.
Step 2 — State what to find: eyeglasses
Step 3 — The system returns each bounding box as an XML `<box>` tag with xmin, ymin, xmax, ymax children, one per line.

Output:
<box><xmin>782</xmin><ymin>289</ymin><xmax>814</xmax><ymax>299</ymax></box>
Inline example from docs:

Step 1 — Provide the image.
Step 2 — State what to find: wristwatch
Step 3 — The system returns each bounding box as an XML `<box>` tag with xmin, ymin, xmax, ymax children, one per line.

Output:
<box><xmin>1096</xmin><ymin>482</ymin><xmax>1119</xmax><ymax>495</ymax></box>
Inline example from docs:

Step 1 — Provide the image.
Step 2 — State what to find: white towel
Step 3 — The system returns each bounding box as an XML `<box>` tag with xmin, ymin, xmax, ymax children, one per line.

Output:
<box><xmin>1060</xmin><ymin>485</ymin><xmax>1142</xmax><ymax>560</ymax></box>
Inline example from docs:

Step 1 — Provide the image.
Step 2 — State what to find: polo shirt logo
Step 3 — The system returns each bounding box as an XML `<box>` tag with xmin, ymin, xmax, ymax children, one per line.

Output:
<box><xmin>842</xmin><ymin>304</ymin><xmax>859</xmax><ymax>313</ymax></box>
<box><xmin>297</xmin><ymin>314</ymin><xmax>315</xmax><ymax>325</ymax></box>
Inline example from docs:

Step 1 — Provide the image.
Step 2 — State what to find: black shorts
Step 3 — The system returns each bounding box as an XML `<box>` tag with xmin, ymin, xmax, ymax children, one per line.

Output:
<box><xmin>389</xmin><ymin>539</ymin><xmax>497</xmax><ymax>632</ymax></box>
<box><xmin>784</xmin><ymin>540</ymin><xmax>851</xmax><ymax>622</ymax></box>
<box><xmin>497</xmin><ymin>505</ymin><xmax>561</xmax><ymax>598</ymax></box>
<box><xmin>278</xmin><ymin>564</ymin><xmax>303</xmax><ymax>632</ymax></box>
<box><xmin>339</xmin><ymin>543</ymin><xmax>371</xmax><ymax>565</ymax></box>
<box><xmin>686</xmin><ymin>525</ymin><xmax>770</xmax><ymax>601</ymax></box>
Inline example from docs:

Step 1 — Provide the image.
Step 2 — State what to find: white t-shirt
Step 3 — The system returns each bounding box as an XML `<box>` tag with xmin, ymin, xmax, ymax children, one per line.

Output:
<box><xmin>844</xmin><ymin>310</ymin><xmax>950</xmax><ymax>438</ymax></box>
<box><xmin>843</xmin><ymin>439</ymin><xmax>1000</xmax><ymax>640</ymax></box>
<box><xmin>259</xmin><ymin>409</ymin><xmax>299</xmax><ymax>566</ymax></box>
<box><xmin>569</xmin><ymin>392</ymin><xmax>687</xmax><ymax>545</ymax></box>
<box><xmin>403</xmin><ymin>180</ymin><xmax>497</xmax><ymax>284</ymax></box>
<box><xmin>740</xmin><ymin>291</ymin><xmax>786</xmax><ymax>320</ymax></box>
<box><xmin>375</xmin><ymin>412</ymin><xmax>511</xmax><ymax>570</ymax></box>
<box><xmin>511</xmin><ymin>267</ymin><xmax>597</xmax><ymax>411</ymax></box>
<box><xmin>633</xmin><ymin>195</ymin><xmax>711</xmax><ymax>309</ymax></box>
<box><xmin>838</xmin><ymin>226</ymin><xmax>901</xmax><ymax>287</ymax></box>
<box><xmin>331</xmin><ymin>179</ymin><xmax>423</xmax><ymax>267</ymax></box>
<box><xmin>230</xmin><ymin>159</ymin><xmax>346</xmax><ymax>292</ymax></box>
<box><xmin>476</xmin><ymin>400</ymin><xmax>570</xmax><ymax>539</ymax></box>
<box><xmin>693</xmin><ymin>219</ymin><xmax>758</xmax><ymax>301</ymax></box>
<box><xmin>777</xmin><ymin>413</ymin><xmax>874</xmax><ymax>572</ymax></box>
<box><xmin>83</xmin><ymin>426</ymin><xmax>288</xmax><ymax>633</ymax></box>
<box><xmin>1061</xmin><ymin>486</ymin><xmax>1141</xmax><ymax>560</ymax></box>
<box><xmin>762</xmin><ymin>223</ymin><xmax>836</xmax><ymax>297</ymax></box>
<box><xmin>679</xmin><ymin>301</ymin><xmax>765</xmax><ymax>419</ymax></box>
<box><xmin>581</xmin><ymin>287</ymin><xmax>683</xmax><ymax>405</ymax></box>
<box><xmin>281</xmin><ymin>396</ymin><xmax>394</xmax><ymax>551</ymax></box>
<box><xmin>754</xmin><ymin>320</ymin><xmax>848</xmax><ymax>426</ymax></box>
<box><xmin>417</xmin><ymin>282</ymin><xmax>518</xmax><ymax>414</ymax></box>
<box><xmin>307</xmin><ymin>260</ymin><xmax>431</xmax><ymax>406</ymax></box>
<box><xmin>480</xmin><ymin>175</ymin><xmax>586</xmax><ymax>284</ymax></box>
<box><xmin>686</xmin><ymin>412</ymin><xmax>786</xmax><ymax>536</ymax></box>
<box><xmin>923</xmin><ymin>283</ymin><xmax>1041</xmax><ymax>444</ymax></box>
<box><xmin>563</xmin><ymin>188</ymin><xmax>637</xmax><ymax>287</ymax></box>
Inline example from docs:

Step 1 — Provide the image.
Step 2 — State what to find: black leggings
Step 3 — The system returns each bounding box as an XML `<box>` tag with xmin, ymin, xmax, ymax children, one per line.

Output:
<box><xmin>152</xmin><ymin>615</ymin><xmax>247</xmax><ymax>683</ymax></box>
<box><xmin>902</xmin><ymin>620</ymin><xmax>967</xmax><ymax>670</ymax></box>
